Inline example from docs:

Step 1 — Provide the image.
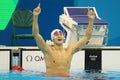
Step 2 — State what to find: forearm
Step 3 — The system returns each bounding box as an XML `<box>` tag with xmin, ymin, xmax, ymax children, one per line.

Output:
<box><xmin>32</xmin><ymin>15</ymin><xmax>46</xmax><ymax>50</ymax></box>
<box><xmin>32</xmin><ymin>15</ymin><xmax>40</xmax><ymax>37</ymax></box>
<box><xmin>84</xmin><ymin>18</ymin><xmax>94</xmax><ymax>39</ymax></box>
<box><xmin>71</xmin><ymin>19</ymin><xmax>94</xmax><ymax>52</ymax></box>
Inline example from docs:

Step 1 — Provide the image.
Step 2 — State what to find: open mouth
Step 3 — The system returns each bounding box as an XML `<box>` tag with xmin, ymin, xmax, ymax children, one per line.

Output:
<box><xmin>58</xmin><ymin>39</ymin><xmax>62</xmax><ymax>41</ymax></box>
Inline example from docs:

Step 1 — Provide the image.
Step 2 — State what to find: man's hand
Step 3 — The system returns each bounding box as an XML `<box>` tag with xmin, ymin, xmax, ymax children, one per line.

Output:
<box><xmin>33</xmin><ymin>3</ymin><xmax>41</xmax><ymax>16</ymax></box>
<box><xmin>87</xmin><ymin>7</ymin><xmax>95</xmax><ymax>19</ymax></box>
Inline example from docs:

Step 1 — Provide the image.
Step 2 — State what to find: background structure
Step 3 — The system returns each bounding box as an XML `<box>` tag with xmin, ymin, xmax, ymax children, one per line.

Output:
<box><xmin>0</xmin><ymin>0</ymin><xmax>119</xmax><ymax>46</ymax></box>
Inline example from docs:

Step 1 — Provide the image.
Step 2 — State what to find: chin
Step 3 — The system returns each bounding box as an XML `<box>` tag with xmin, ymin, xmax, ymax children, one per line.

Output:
<box><xmin>56</xmin><ymin>41</ymin><xmax>63</xmax><ymax>45</ymax></box>
<box><xmin>57</xmin><ymin>42</ymin><xmax>63</xmax><ymax>45</ymax></box>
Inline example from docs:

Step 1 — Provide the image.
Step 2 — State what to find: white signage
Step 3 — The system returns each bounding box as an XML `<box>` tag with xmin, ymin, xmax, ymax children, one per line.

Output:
<box><xmin>0</xmin><ymin>50</ymin><xmax>10</xmax><ymax>71</ymax></box>
<box><xmin>22</xmin><ymin>49</ymin><xmax>85</xmax><ymax>72</ymax></box>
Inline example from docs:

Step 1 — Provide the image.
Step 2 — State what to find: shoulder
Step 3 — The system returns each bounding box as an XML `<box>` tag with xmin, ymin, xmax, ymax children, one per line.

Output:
<box><xmin>40</xmin><ymin>43</ymin><xmax>52</xmax><ymax>53</ymax></box>
<box><xmin>66</xmin><ymin>44</ymin><xmax>82</xmax><ymax>54</ymax></box>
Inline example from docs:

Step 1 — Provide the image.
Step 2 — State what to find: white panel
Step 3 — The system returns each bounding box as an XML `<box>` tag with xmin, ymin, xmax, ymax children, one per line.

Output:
<box><xmin>22</xmin><ymin>50</ymin><xmax>85</xmax><ymax>71</ymax></box>
<box><xmin>0</xmin><ymin>51</ymin><xmax>10</xmax><ymax>71</ymax></box>
<box><xmin>70</xmin><ymin>51</ymin><xmax>85</xmax><ymax>70</ymax></box>
<box><xmin>102</xmin><ymin>50</ymin><xmax>120</xmax><ymax>70</ymax></box>
<box><xmin>22</xmin><ymin>50</ymin><xmax>46</xmax><ymax>72</ymax></box>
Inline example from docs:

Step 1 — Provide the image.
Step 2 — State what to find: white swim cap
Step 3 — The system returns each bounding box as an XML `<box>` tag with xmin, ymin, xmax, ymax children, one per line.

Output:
<box><xmin>51</xmin><ymin>29</ymin><xmax>63</xmax><ymax>40</ymax></box>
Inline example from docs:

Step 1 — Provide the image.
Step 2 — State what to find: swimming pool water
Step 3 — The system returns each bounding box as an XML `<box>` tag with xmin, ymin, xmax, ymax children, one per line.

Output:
<box><xmin>0</xmin><ymin>70</ymin><xmax>120</xmax><ymax>80</ymax></box>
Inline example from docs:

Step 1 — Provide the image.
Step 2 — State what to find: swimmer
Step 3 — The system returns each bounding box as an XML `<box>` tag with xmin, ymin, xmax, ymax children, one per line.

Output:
<box><xmin>32</xmin><ymin>3</ymin><xmax>95</xmax><ymax>77</ymax></box>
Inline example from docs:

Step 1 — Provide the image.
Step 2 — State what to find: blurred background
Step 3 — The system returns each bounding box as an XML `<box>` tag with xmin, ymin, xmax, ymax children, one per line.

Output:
<box><xmin>0</xmin><ymin>0</ymin><xmax>119</xmax><ymax>46</ymax></box>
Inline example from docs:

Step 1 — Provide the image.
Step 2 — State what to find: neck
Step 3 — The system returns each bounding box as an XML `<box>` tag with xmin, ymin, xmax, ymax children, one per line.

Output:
<box><xmin>53</xmin><ymin>43</ymin><xmax>63</xmax><ymax>50</ymax></box>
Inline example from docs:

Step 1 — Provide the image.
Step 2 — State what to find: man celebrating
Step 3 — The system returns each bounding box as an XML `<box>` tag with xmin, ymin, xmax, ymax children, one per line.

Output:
<box><xmin>32</xmin><ymin>3</ymin><xmax>95</xmax><ymax>77</ymax></box>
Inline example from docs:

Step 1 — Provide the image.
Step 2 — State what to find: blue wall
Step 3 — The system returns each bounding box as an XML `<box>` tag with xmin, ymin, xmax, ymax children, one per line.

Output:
<box><xmin>0</xmin><ymin>0</ymin><xmax>120</xmax><ymax>46</ymax></box>
<box><xmin>0</xmin><ymin>0</ymin><xmax>73</xmax><ymax>46</ymax></box>
<box><xmin>74</xmin><ymin>0</ymin><xmax>120</xmax><ymax>46</ymax></box>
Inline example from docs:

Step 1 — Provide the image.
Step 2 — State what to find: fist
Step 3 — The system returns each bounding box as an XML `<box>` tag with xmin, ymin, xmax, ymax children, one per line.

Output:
<box><xmin>33</xmin><ymin>3</ymin><xmax>41</xmax><ymax>15</ymax></box>
<box><xmin>87</xmin><ymin>7</ymin><xmax>95</xmax><ymax>19</ymax></box>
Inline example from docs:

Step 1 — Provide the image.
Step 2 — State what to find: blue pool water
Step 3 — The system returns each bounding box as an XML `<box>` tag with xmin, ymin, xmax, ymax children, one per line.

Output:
<box><xmin>0</xmin><ymin>70</ymin><xmax>120</xmax><ymax>80</ymax></box>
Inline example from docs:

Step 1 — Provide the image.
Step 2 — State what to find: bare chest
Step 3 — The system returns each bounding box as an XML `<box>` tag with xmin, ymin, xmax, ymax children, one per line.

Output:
<box><xmin>45</xmin><ymin>49</ymin><xmax>73</xmax><ymax>64</ymax></box>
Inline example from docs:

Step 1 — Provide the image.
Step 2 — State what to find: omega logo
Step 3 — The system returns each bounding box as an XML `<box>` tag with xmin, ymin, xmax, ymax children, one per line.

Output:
<box><xmin>26</xmin><ymin>55</ymin><xmax>44</xmax><ymax>62</ymax></box>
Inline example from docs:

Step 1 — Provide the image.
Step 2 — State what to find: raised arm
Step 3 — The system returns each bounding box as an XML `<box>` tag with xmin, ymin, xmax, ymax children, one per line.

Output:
<box><xmin>69</xmin><ymin>7</ymin><xmax>95</xmax><ymax>53</ymax></box>
<box><xmin>32</xmin><ymin>3</ymin><xmax>47</xmax><ymax>51</ymax></box>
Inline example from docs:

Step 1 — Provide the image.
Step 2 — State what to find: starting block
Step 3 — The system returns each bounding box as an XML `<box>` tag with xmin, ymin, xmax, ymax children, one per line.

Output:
<box><xmin>59</xmin><ymin>7</ymin><xmax>108</xmax><ymax>47</ymax></box>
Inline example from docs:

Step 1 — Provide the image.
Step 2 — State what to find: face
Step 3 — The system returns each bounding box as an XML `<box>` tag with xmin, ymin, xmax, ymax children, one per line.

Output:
<box><xmin>52</xmin><ymin>31</ymin><xmax>64</xmax><ymax>45</ymax></box>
